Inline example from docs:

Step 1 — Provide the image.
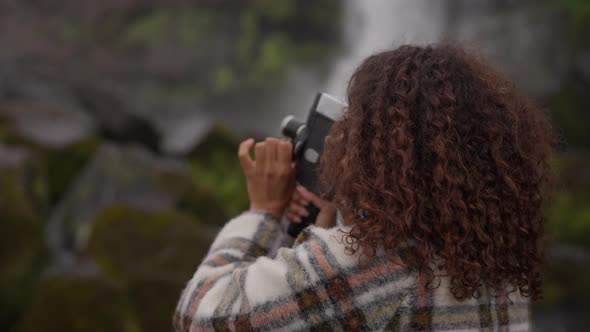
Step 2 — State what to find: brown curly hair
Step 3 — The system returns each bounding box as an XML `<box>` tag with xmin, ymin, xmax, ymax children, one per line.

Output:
<box><xmin>321</xmin><ymin>44</ymin><xmax>554</xmax><ymax>302</ymax></box>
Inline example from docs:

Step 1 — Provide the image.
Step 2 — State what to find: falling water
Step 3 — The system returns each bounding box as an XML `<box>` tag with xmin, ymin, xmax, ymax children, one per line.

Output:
<box><xmin>323</xmin><ymin>0</ymin><xmax>446</xmax><ymax>96</ymax></box>
<box><xmin>212</xmin><ymin>0</ymin><xmax>568</xmax><ymax>137</ymax></box>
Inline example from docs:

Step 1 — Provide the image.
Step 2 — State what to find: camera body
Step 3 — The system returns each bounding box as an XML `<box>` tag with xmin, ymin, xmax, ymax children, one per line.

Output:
<box><xmin>281</xmin><ymin>92</ymin><xmax>347</xmax><ymax>236</ymax></box>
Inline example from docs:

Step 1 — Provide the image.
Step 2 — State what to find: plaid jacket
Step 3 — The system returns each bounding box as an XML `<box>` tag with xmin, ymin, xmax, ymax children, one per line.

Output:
<box><xmin>173</xmin><ymin>211</ymin><xmax>530</xmax><ymax>331</ymax></box>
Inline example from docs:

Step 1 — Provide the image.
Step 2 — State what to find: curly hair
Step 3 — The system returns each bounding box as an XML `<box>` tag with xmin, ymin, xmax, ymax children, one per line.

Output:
<box><xmin>321</xmin><ymin>44</ymin><xmax>554</xmax><ymax>302</ymax></box>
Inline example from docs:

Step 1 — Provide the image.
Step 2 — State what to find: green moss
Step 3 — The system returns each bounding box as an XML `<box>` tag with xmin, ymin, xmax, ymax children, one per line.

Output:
<box><xmin>18</xmin><ymin>275</ymin><xmax>139</xmax><ymax>332</ymax></box>
<box><xmin>0</xmin><ymin>161</ymin><xmax>46</xmax><ymax>332</ymax></box>
<box><xmin>37</xmin><ymin>137</ymin><xmax>99</xmax><ymax>205</ymax></box>
<box><xmin>0</xmin><ymin>128</ymin><xmax>98</xmax><ymax>206</ymax></box>
<box><xmin>87</xmin><ymin>206</ymin><xmax>213</xmax><ymax>283</ymax></box>
<box><xmin>157</xmin><ymin>170</ymin><xmax>228</xmax><ymax>226</ymax></box>
<box><xmin>127</xmin><ymin>277</ymin><xmax>184</xmax><ymax>332</ymax></box>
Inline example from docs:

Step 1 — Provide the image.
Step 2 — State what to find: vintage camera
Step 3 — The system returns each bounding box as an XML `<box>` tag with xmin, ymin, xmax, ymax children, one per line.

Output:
<box><xmin>281</xmin><ymin>92</ymin><xmax>347</xmax><ymax>237</ymax></box>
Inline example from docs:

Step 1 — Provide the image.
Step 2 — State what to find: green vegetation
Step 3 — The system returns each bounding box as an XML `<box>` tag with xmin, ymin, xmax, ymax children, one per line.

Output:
<box><xmin>122</xmin><ymin>9</ymin><xmax>214</xmax><ymax>47</ymax></box>
<box><xmin>187</xmin><ymin>125</ymin><xmax>249</xmax><ymax>218</ymax></box>
<box><xmin>111</xmin><ymin>1</ymin><xmax>341</xmax><ymax>97</ymax></box>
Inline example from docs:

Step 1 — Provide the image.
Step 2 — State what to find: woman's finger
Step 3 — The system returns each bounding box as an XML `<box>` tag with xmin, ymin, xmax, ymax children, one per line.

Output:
<box><xmin>265</xmin><ymin>137</ymin><xmax>278</xmax><ymax>165</ymax></box>
<box><xmin>287</xmin><ymin>203</ymin><xmax>309</xmax><ymax>217</ymax></box>
<box><xmin>292</xmin><ymin>189</ymin><xmax>309</xmax><ymax>206</ymax></box>
<box><xmin>254</xmin><ymin>141</ymin><xmax>267</xmax><ymax>169</ymax></box>
<box><xmin>286</xmin><ymin>213</ymin><xmax>302</xmax><ymax>223</ymax></box>
<box><xmin>238</xmin><ymin>138</ymin><xmax>255</xmax><ymax>172</ymax></box>
<box><xmin>296</xmin><ymin>185</ymin><xmax>326</xmax><ymax>208</ymax></box>
<box><xmin>277</xmin><ymin>140</ymin><xmax>292</xmax><ymax>166</ymax></box>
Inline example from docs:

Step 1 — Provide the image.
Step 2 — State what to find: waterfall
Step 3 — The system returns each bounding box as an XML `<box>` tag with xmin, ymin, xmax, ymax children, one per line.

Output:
<box><xmin>260</xmin><ymin>0</ymin><xmax>446</xmax><ymax>136</ymax></box>
<box><xmin>324</xmin><ymin>0</ymin><xmax>446</xmax><ymax>96</ymax></box>
<box><xmin>213</xmin><ymin>0</ymin><xmax>567</xmax><ymax>136</ymax></box>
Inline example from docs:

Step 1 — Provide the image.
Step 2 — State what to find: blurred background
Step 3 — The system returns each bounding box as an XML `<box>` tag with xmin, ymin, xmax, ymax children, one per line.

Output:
<box><xmin>0</xmin><ymin>0</ymin><xmax>588</xmax><ymax>331</ymax></box>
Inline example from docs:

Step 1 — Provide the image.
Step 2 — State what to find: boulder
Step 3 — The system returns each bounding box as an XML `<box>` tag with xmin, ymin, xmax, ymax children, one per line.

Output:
<box><xmin>127</xmin><ymin>276</ymin><xmax>185</xmax><ymax>332</ymax></box>
<box><xmin>18</xmin><ymin>270</ymin><xmax>138</xmax><ymax>332</ymax></box>
<box><xmin>74</xmin><ymin>83</ymin><xmax>161</xmax><ymax>152</ymax></box>
<box><xmin>47</xmin><ymin>143</ymin><xmax>226</xmax><ymax>263</ymax></box>
<box><xmin>0</xmin><ymin>74</ymin><xmax>100</xmax><ymax>205</ymax></box>
<box><xmin>86</xmin><ymin>206</ymin><xmax>215</xmax><ymax>332</ymax></box>
<box><xmin>0</xmin><ymin>74</ymin><xmax>96</xmax><ymax>147</ymax></box>
<box><xmin>87</xmin><ymin>205</ymin><xmax>214</xmax><ymax>282</ymax></box>
<box><xmin>0</xmin><ymin>145</ymin><xmax>46</xmax><ymax>332</ymax></box>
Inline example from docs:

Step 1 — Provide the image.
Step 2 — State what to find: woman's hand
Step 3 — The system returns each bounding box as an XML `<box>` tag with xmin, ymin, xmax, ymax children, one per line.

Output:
<box><xmin>238</xmin><ymin>138</ymin><xmax>295</xmax><ymax>218</ymax></box>
<box><xmin>286</xmin><ymin>185</ymin><xmax>337</xmax><ymax>228</ymax></box>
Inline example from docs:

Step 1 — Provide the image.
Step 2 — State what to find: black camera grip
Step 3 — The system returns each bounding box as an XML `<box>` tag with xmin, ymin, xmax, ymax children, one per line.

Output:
<box><xmin>287</xmin><ymin>203</ymin><xmax>320</xmax><ymax>237</ymax></box>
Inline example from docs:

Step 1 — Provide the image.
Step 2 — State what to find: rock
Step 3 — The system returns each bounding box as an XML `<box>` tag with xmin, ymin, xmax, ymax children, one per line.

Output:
<box><xmin>74</xmin><ymin>83</ymin><xmax>161</xmax><ymax>152</ymax></box>
<box><xmin>17</xmin><ymin>271</ymin><xmax>138</xmax><ymax>332</ymax></box>
<box><xmin>157</xmin><ymin>111</ymin><xmax>214</xmax><ymax>156</ymax></box>
<box><xmin>86</xmin><ymin>206</ymin><xmax>214</xmax><ymax>332</ymax></box>
<box><xmin>87</xmin><ymin>206</ymin><xmax>214</xmax><ymax>282</ymax></box>
<box><xmin>47</xmin><ymin>143</ymin><xmax>226</xmax><ymax>263</ymax></box>
<box><xmin>127</xmin><ymin>276</ymin><xmax>185</xmax><ymax>332</ymax></box>
<box><xmin>0</xmin><ymin>145</ymin><xmax>46</xmax><ymax>332</ymax></box>
<box><xmin>36</xmin><ymin>137</ymin><xmax>100</xmax><ymax>206</ymax></box>
<box><xmin>0</xmin><ymin>72</ymin><xmax>97</xmax><ymax>147</ymax></box>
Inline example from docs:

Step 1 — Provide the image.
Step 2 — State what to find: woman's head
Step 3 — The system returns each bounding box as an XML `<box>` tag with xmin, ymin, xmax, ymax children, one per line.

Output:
<box><xmin>321</xmin><ymin>44</ymin><xmax>554</xmax><ymax>301</ymax></box>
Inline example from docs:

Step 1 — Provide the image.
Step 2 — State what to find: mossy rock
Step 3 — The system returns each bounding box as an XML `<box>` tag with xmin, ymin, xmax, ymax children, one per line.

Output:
<box><xmin>187</xmin><ymin>125</ymin><xmax>249</xmax><ymax>218</ymax></box>
<box><xmin>87</xmin><ymin>206</ymin><xmax>214</xmax><ymax>282</ymax></box>
<box><xmin>18</xmin><ymin>274</ymin><xmax>138</xmax><ymax>332</ymax></box>
<box><xmin>0</xmin><ymin>149</ymin><xmax>46</xmax><ymax>332</ymax></box>
<box><xmin>157</xmin><ymin>169</ymin><xmax>228</xmax><ymax>226</ymax></box>
<box><xmin>127</xmin><ymin>276</ymin><xmax>183</xmax><ymax>332</ymax></box>
<box><xmin>36</xmin><ymin>137</ymin><xmax>100</xmax><ymax>205</ymax></box>
<box><xmin>0</xmin><ymin>132</ymin><xmax>99</xmax><ymax>206</ymax></box>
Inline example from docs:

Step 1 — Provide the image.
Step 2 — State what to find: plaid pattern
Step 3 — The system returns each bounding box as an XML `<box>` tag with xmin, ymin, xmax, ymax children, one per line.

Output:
<box><xmin>173</xmin><ymin>212</ymin><xmax>530</xmax><ymax>331</ymax></box>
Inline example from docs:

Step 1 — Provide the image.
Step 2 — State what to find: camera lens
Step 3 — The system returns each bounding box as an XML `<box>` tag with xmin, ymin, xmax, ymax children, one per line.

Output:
<box><xmin>281</xmin><ymin>115</ymin><xmax>305</xmax><ymax>139</ymax></box>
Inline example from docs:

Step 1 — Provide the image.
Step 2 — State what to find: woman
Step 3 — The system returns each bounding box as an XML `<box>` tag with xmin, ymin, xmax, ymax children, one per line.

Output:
<box><xmin>173</xmin><ymin>45</ymin><xmax>554</xmax><ymax>331</ymax></box>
